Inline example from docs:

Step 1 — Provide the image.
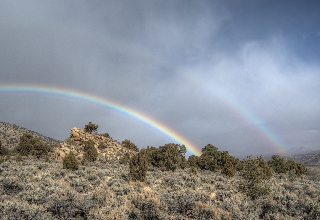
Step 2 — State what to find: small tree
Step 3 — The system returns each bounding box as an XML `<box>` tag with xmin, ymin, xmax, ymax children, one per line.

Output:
<box><xmin>63</xmin><ymin>152</ymin><xmax>79</xmax><ymax>171</ymax></box>
<box><xmin>268</xmin><ymin>155</ymin><xmax>287</xmax><ymax>173</ymax></box>
<box><xmin>122</xmin><ymin>139</ymin><xmax>139</xmax><ymax>152</ymax></box>
<box><xmin>202</xmin><ymin>144</ymin><xmax>219</xmax><ymax>157</ymax></box>
<box><xmin>130</xmin><ymin>149</ymin><xmax>148</xmax><ymax>182</ymax></box>
<box><xmin>201</xmin><ymin>144</ymin><xmax>222</xmax><ymax>170</ymax></box>
<box><xmin>219</xmin><ymin>151</ymin><xmax>237</xmax><ymax>177</ymax></box>
<box><xmin>84</xmin><ymin>122</ymin><xmax>99</xmax><ymax>134</ymax></box>
<box><xmin>83</xmin><ymin>140</ymin><xmax>98</xmax><ymax>162</ymax></box>
<box><xmin>150</xmin><ymin>143</ymin><xmax>187</xmax><ymax>171</ymax></box>
<box><xmin>239</xmin><ymin>156</ymin><xmax>272</xmax><ymax>199</ymax></box>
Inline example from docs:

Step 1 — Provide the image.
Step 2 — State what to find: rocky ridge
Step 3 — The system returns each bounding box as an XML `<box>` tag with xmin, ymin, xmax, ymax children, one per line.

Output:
<box><xmin>0</xmin><ymin>122</ymin><xmax>60</xmax><ymax>149</ymax></box>
<box><xmin>54</xmin><ymin>127</ymin><xmax>137</xmax><ymax>162</ymax></box>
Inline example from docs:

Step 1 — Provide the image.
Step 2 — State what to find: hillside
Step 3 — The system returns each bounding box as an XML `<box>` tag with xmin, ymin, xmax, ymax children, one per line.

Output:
<box><xmin>0</xmin><ymin>122</ymin><xmax>60</xmax><ymax>149</ymax></box>
<box><xmin>290</xmin><ymin>150</ymin><xmax>320</xmax><ymax>166</ymax></box>
<box><xmin>0</xmin><ymin>122</ymin><xmax>319</xmax><ymax>219</ymax></box>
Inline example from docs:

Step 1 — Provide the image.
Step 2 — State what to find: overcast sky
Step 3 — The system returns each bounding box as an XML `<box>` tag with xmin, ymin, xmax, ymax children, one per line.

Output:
<box><xmin>0</xmin><ymin>0</ymin><xmax>319</xmax><ymax>157</ymax></box>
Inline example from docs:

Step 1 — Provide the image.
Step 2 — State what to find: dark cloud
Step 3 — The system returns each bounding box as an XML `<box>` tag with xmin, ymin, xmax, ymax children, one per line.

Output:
<box><xmin>0</xmin><ymin>0</ymin><xmax>319</xmax><ymax>157</ymax></box>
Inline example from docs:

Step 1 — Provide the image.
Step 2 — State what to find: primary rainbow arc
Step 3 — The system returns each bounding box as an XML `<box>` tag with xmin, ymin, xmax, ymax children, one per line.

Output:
<box><xmin>0</xmin><ymin>85</ymin><xmax>202</xmax><ymax>156</ymax></box>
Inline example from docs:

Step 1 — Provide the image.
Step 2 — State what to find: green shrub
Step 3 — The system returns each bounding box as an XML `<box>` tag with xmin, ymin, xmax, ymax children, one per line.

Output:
<box><xmin>162</xmin><ymin>190</ymin><xmax>196</xmax><ymax>216</ymax></box>
<box><xmin>130</xmin><ymin>149</ymin><xmax>148</xmax><ymax>182</ymax></box>
<box><xmin>122</xmin><ymin>139</ymin><xmax>139</xmax><ymax>152</ymax></box>
<box><xmin>239</xmin><ymin>156</ymin><xmax>272</xmax><ymax>199</ymax></box>
<box><xmin>145</xmin><ymin>146</ymin><xmax>158</xmax><ymax>164</ymax></box>
<box><xmin>192</xmin><ymin>202</ymin><xmax>217</xmax><ymax>219</ymax></box>
<box><xmin>198</xmin><ymin>154</ymin><xmax>218</xmax><ymax>171</ymax></box>
<box><xmin>235</xmin><ymin>159</ymin><xmax>244</xmax><ymax>171</ymax></box>
<box><xmin>131</xmin><ymin>195</ymin><xmax>167</xmax><ymax>219</ymax></box>
<box><xmin>148</xmin><ymin>143</ymin><xmax>187</xmax><ymax>171</ymax></box>
<box><xmin>97</xmin><ymin>141</ymin><xmax>107</xmax><ymax>149</ymax></box>
<box><xmin>2</xmin><ymin>177</ymin><xmax>24</xmax><ymax>195</ymax></box>
<box><xmin>239</xmin><ymin>182</ymin><xmax>271</xmax><ymax>200</ymax></box>
<box><xmin>15</xmin><ymin>133</ymin><xmax>50</xmax><ymax>158</ymax></box>
<box><xmin>83</xmin><ymin>140</ymin><xmax>98</xmax><ymax>162</ymax></box>
<box><xmin>268</xmin><ymin>155</ymin><xmax>287</xmax><ymax>173</ymax></box>
<box><xmin>63</xmin><ymin>152</ymin><xmax>79</xmax><ymax>170</ymax></box>
<box><xmin>294</xmin><ymin>162</ymin><xmax>308</xmax><ymax>176</ymax></box>
<box><xmin>0</xmin><ymin>140</ymin><xmax>9</xmax><ymax>156</ymax></box>
<box><xmin>15</xmin><ymin>133</ymin><xmax>34</xmax><ymax>156</ymax></box>
<box><xmin>31</xmin><ymin>139</ymin><xmax>51</xmax><ymax>159</ymax></box>
<box><xmin>268</xmin><ymin>155</ymin><xmax>307</xmax><ymax>176</ymax></box>
<box><xmin>199</xmin><ymin>145</ymin><xmax>238</xmax><ymax>174</ymax></box>
<box><xmin>221</xmin><ymin>160</ymin><xmax>236</xmax><ymax>177</ymax></box>
<box><xmin>190</xmin><ymin>166</ymin><xmax>197</xmax><ymax>175</ymax></box>
<box><xmin>188</xmin><ymin>155</ymin><xmax>200</xmax><ymax>168</ymax></box>
<box><xmin>1</xmin><ymin>200</ymin><xmax>53</xmax><ymax>219</ymax></box>
<box><xmin>101</xmin><ymin>133</ymin><xmax>111</xmax><ymax>138</ymax></box>
<box><xmin>15</xmin><ymin>154</ymin><xmax>23</xmax><ymax>162</ymax></box>
<box><xmin>119</xmin><ymin>152</ymin><xmax>131</xmax><ymax>164</ymax></box>
<box><xmin>219</xmin><ymin>151</ymin><xmax>237</xmax><ymax>168</ymax></box>
<box><xmin>201</xmin><ymin>144</ymin><xmax>219</xmax><ymax>157</ymax></box>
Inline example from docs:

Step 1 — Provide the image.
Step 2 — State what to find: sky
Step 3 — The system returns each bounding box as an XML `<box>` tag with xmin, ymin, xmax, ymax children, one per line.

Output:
<box><xmin>0</xmin><ymin>0</ymin><xmax>319</xmax><ymax>157</ymax></box>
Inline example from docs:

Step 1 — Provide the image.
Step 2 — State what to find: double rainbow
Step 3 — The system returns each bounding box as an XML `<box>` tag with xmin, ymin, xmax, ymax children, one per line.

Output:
<box><xmin>0</xmin><ymin>84</ymin><xmax>288</xmax><ymax>156</ymax></box>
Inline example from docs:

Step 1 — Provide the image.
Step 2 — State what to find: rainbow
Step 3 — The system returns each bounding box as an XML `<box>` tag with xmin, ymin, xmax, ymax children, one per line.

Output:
<box><xmin>0</xmin><ymin>84</ymin><xmax>202</xmax><ymax>156</ymax></box>
<box><xmin>220</xmin><ymin>94</ymin><xmax>287</xmax><ymax>155</ymax></box>
<box><xmin>179</xmin><ymin>71</ymin><xmax>288</xmax><ymax>155</ymax></box>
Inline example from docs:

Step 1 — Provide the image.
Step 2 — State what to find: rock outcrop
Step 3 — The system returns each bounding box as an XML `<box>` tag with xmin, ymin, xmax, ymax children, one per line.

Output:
<box><xmin>54</xmin><ymin>127</ymin><xmax>136</xmax><ymax>162</ymax></box>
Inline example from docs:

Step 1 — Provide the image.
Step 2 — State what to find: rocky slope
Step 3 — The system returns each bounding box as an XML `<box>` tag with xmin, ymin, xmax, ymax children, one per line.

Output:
<box><xmin>0</xmin><ymin>122</ymin><xmax>60</xmax><ymax>149</ymax></box>
<box><xmin>54</xmin><ymin>127</ymin><xmax>137</xmax><ymax>162</ymax></box>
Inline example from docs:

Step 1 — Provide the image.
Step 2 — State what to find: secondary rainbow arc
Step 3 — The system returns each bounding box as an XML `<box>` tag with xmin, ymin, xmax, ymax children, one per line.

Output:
<box><xmin>178</xmin><ymin>71</ymin><xmax>288</xmax><ymax>155</ymax></box>
<box><xmin>0</xmin><ymin>85</ymin><xmax>202</xmax><ymax>156</ymax></box>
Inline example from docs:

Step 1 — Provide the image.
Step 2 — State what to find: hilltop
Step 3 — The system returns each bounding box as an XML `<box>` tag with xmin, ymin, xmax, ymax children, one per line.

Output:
<box><xmin>0</xmin><ymin>122</ymin><xmax>60</xmax><ymax>150</ymax></box>
<box><xmin>54</xmin><ymin>126</ymin><xmax>137</xmax><ymax>162</ymax></box>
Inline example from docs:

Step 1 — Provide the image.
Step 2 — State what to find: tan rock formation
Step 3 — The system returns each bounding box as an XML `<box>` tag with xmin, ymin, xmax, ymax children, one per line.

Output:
<box><xmin>54</xmin><ymin>127</ymin><xmax>137</xmax><ymax>162</ymax></box>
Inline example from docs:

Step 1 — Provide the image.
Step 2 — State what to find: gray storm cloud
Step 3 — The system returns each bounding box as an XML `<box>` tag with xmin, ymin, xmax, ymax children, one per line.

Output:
<box><xmin>0</xmin><ymin>0</ymin><xmax>319</xmax><ymax>157</ymax></box>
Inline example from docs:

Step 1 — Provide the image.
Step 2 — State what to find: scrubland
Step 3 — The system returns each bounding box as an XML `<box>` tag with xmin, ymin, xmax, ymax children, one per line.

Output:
<box><xmin>0</xmin><ymin>122</ymin><xmax>319</xmax><ymax>219</ymax></box>
<box><xmin>0</xmin><ymin>157</ymin><xmax>319</xmax><ymax>219</ymax></box>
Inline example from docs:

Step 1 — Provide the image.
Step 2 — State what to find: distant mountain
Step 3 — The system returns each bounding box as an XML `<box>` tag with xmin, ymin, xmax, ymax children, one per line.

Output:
<box><xmin>257</xmin><ymin>149</ymin><xmax>320</xmax><ymax>167</ymax></box>
<box><xmin>289</xmin><ymin>150</ymin><xmax>320</xmax><ymax>166</ymax></box>
<box><xmin>0</xmin><ymin>122</ymin><xmax>61</xmax><ymax>150</ymax></box>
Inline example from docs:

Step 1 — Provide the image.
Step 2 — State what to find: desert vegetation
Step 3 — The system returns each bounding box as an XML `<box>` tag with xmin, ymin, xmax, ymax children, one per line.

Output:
<box><xmin>84</xmin><ymin>122</ymin><xmax>99</xmax><ymax>134</ymax></box>
<box><xmin>0</xmin><ymin>122</ymin><xmax>319</xmax><ymax>219</ymax></box>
